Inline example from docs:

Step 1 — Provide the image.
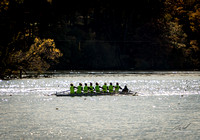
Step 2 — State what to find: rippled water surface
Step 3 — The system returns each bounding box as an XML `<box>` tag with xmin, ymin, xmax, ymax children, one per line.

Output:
<box><xmin>0</xmin><ymin>71</ymin><xmax>200</xmax><ymax>139</ymax></box>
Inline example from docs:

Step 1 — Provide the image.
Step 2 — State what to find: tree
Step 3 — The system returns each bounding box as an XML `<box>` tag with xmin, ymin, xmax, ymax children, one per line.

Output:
<box><xmin>0</xmin><ymin>0</ymin><xmax>63</xmax><ymax>79</ymax></box>
<box><xmin>1</xmin><ymin>37</ymin><xmax>62</xmax><ymax>79</ymax></box>
<box><xmin>160</xmin><ymin>0</ymin><xmax>200</xmax><ymax>69</ymax></box>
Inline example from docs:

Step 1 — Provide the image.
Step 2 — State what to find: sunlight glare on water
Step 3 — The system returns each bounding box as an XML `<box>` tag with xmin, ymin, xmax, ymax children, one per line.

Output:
<box><xmin>0</xmin><ymin>71</ymin><xmax>199</xmax><ymax>96</ymax></box>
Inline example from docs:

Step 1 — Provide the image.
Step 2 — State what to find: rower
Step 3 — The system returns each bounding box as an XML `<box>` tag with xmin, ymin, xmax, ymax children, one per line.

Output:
<box><xmin>102</xmin><ymin>83</ymin><xmax>108</xmax><ymax>93</ymax></box>
<box><xmin>70</xmin><ymin>83</ymin><xmax>75</xmax><ymax>94</ymax></box>
<box><xmin>109</xmin><ymin>83</ymin><xmax>114</xmax><ymax>93</ymax></box>
<box><xmin>115</xmin><ymin>82</ymin><xmax>122</xmax><ymax>93</ymax></box>
<box><xmin>77</xmin><ymin>83</ymin><xmax>83</xmax><ymax>94</ymax></box>
<box><xmin>84</xmin><ymin>83</ymin><xmax>88</xmax><ymax>93</ymax></box>
<box><xmin>95</xmin><ymin>82</ymin><xmax>101</xmax><ymax>93</ymax></box>
<box><xmin>89</xmin><ymin>83</ymin><xmax>94</xmax><ymax>93</ymax></box>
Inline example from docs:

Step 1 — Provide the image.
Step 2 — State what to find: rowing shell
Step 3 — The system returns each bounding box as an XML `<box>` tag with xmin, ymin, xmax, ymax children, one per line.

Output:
<box><xmin>55</xmin><ymin>91</ymin><xmax>138</xmax><ymax>97</ymax></box>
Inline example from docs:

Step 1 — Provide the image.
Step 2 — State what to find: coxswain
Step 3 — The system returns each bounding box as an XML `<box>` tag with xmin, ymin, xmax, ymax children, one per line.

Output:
<box><xmin>84</xmin><ymin>83</ymin><xmax>88</xmax><ymax>93</ymax></box>
<box><xmin>109</xmin><ymin>83</ymin><xmax>114</xmax><ymax>93</ymax></box>
<box><xmin>95</xmin><ymin>82</ymin><xmax>101</xmax><ymax>93</ymax></box>
<box><xmin>115</xmin><ymin>82</ymin><xmax>122</xmax><ymax>93</ymax></box>
<box><xmin>89</xmin><ymin>83</ymin><xmax>94</xmax><ymax>93</ymax></box>
<box><xmin>102</xmin><ymin>83</ymin><xmax>108</xmax><ymax>93</ymax></box>
<box><xmin>77</xmin><ymin>83</ymin><xmax>83</xmax><ymax>94</ymax></box>
<box><xmin>122</xmin><ymin>85</ymin><xmax>129</xmax><ymax>93</ymax></box>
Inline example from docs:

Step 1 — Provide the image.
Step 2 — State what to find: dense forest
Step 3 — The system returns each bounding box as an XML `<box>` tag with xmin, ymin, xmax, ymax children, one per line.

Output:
<box><xmin>0</xmin><ymin>0</ymin><xmax>200</xmax><ymax>79</ymax></box>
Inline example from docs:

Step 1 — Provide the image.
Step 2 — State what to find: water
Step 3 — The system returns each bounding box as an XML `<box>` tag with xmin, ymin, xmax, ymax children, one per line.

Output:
<box><xmin>0</xmin><ymin>71</ymin><xmax>200</xmax><ymax>139</ymax></box>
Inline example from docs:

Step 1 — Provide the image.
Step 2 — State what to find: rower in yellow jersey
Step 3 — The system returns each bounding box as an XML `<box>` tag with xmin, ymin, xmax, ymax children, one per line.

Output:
<box><xmin>95</xmin><ymin>83</ymin><xmax>101</xmax><ymax>93</ymax></box>
<box><xmin>77</xmin><ymin>83</ymin><xmax>83</xmax><ymax>94</ymax></box>
<box><xmin>84</xmin><ymin>83</ymin><xmax>88</xmax><ymax>93</ymax></box>
<box><xmin>89</xmin><ymin>83</ymin><xmax>94</xmax><ymax>93</ymax></box>
<box><xmin>70</xmin><ymin>83</ymin><xmax>76</xmax><ymax>94</ymax></box>
<box><xmin>114</xmin><ymin>82</ymin><xmax>122</xmax><ymax>93</ymax></box>
<box><xmin>108</xmin><ymin>83</ymin><xmax>114</xmax><ymax>93</ymax></box>
<box><xmin>102</xmin><ymin>83</ymin><xmax>108</xmax><ymax>93</ymax></box>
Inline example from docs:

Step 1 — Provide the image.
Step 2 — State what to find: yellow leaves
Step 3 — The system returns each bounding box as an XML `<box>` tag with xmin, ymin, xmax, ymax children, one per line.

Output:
<box><xmin>1</xmin><ymin>0</ymin><xmax>25</xmax><ymax>12</ymax></box>
<box><xmin>8</xmin><ymin>50</ymin><xmax>24</xmax><ymax>65</ymax></box>
<box><xmin>164</xmin><ymin>14</ymin><xmax>172</xmax><ymax>22</ymax></box>
<box><xmin>174</xmin><ymin>17</ymin><xmax>179</xmax><ymax>22</ymax></box>
<box><xmin>185</xmin><ymin>48</ymin><xmax>191</xmax><ymax>56</ymax></box>
<box><xmin>184</xmin><ymin>40</ymin><xmax>199</xmax><ymax>59</ymax></box>
<box><xmin>0</xmin><ymin>0</ymin><xmax>9</xmax><ymax>12</ymax></box>
<box><xmin>176</xmin><ymin>6</ymin><xmax>183</xmax><ymax>11</ymax></box>
<box><xmin>8</xmin><ymin>37</ymin><xmax>63</xmax><ymax>73</ymax></box>
<box><xmin>34</xmin><ymin>37</ymin><xmax>40</xmax><ymax>43</ymax></box>
<box><xmin>188</xmin><ymin>4</ymin><xmax>200</xmax><ymax>32</ymax></box>
<box><xmin>26</xmin><ymin>37</ymin><xmax>62</xmax><ymax>71</ymax></box>
<box><xmin>47</xmin><ymin>0</ymin><xmax>52</xmax><ymax>4</ymax></box>
<box><xmin>179</xmin><ymin>0</ymin><xmax>184</xmax><ymax>4</ymax></box>
<box><xmin>53</xmin><ymin>48</ymin><xmax>58</xmax><ymax>53</ymax></box>
<box><xmin>190</xmin><ymin>40</ymin><xmax>197</xmax><ymax>45</ymax></box>
<box><xmin>161</xmin><ymin>0</ymin><xmax>200</xmax><ymax>68</ymax></box>
<box><xmin>189</xmin><ymin>9</ymin><xmax>200</xmax><ymax>20</ymax></box>
<box><xmin>190</xmin><ymin>40</ymin><xmax>199</xmax><ymax>52</ymax></box>
<box><xmin>167</xmin><ymin>21</ymin><xmax>188</xmax><ymax>49</ymax></box>
<box><xmin>29</xmin><ymin>37</ymin><xmax>62</xmax><ymax>60</ymax></box>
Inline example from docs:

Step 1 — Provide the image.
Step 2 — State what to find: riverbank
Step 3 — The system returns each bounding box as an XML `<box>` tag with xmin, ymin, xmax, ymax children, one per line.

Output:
<box><xmin>1</xmin><ymin>70</ymin><xmax>199</xmax><ymax>80</ymax></box>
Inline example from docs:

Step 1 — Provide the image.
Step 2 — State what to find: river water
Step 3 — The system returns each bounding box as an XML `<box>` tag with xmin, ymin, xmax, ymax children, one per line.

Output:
<box><xmin>0</xmin><ymin>71</ymin><xmax>200</xmax><ymax>139</ymax></box>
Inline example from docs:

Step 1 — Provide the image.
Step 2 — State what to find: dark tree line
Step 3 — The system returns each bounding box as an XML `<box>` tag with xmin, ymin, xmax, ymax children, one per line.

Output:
<box><xmin>0</xmin><ymin>0</ymin><xmax>200</xmax><ymax>78</ymax></box>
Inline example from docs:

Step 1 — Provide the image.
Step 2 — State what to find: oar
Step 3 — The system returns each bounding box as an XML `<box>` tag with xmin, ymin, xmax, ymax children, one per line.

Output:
<box><xmin>55</xmin><ymin>90</ymin><xmax>70</xmax><ymax>95</ymax></box>
<box><xmin>129</xmin><ymin>90</ymin><xmax>138</xmax><ymax>96</ymax></box>
<box><xmin>44</xmin><ymin>87</ymin><xmax>70</xmax><ymax>96</ymax></box>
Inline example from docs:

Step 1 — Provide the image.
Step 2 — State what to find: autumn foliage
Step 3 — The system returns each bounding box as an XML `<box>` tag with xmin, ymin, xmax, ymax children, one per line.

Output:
<box><xmin>0</xmin><ymin>0</ymin><xmax>9</xmax><ymax>12</ymax></box>
<box><xmin>9</xmin><ymin>37</ymin><xmax>62</xmax><ymax>73</ymax></box>
<box><xmin>1</xmin><ymin>36</ymin><xmax>62</xmax><ymax>79</ymax></box>
<box><xmin>160</xmin><ymin>0</ymin><xmax>200</xmax><ymax>68</ymax></box>
<box><xmin>0</xmin><ymin>0</ymin><xmax>200</xmax><ymax>79</ymax></box>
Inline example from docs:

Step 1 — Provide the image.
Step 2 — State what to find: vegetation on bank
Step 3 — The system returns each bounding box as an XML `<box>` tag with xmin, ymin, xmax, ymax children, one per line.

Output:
<box><xmin>0</xmin><ymin>0</ymin><xmax>200</xmax><ymax>79</ymax></box>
